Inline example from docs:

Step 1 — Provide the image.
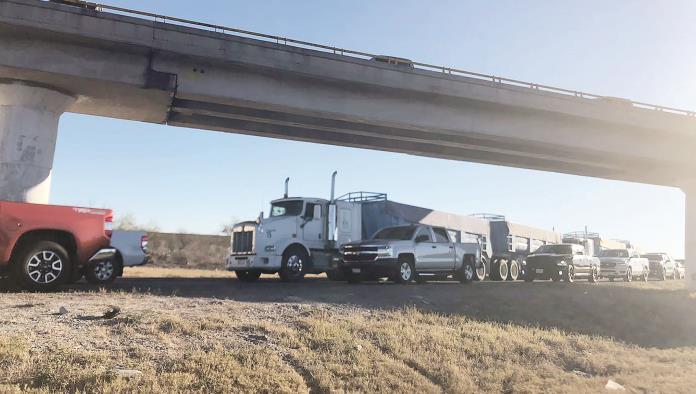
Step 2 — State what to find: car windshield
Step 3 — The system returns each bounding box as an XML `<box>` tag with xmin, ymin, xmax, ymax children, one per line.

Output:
<box><xmin>601</xmin><ymin>249</ymin><xmax>628</xmax><ymax>258</ymax></box>
<box><xmin>533</xmin><ymin>244</ymin><xmax>572</xmax><ymax>255</ymax></box>
<box><xmin>644</xmin><ymin>254</ymin><xmax>663</xmax><ymax>261</ymax></box>
<box><xmin>270</xmin><ymin>200</ymin><xmax>304</xmax><ymax>217</ymax></box>
<box><xmin>372</xmin><ymin>226</ymin><xmax>417</xmax><ymax>240</ymax></box>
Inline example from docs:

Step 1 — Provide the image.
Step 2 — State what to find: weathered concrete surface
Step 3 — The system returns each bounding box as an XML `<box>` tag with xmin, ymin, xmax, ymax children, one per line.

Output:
<box><xmin>0</xmin><ymin>82</ymin><xmax>74</xmax><ymax>203</ymax></box>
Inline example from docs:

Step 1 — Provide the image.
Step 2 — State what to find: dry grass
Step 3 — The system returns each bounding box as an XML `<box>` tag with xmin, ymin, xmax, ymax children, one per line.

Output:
<box><xmin>0</xmin><ymin>287</ymin><xmax>695</xmax><ymax>393</ymax></box>
<box><xmin>124</xmin><ymin>266</ymin><xmax>234</xmax><ymax>279</ymax></box>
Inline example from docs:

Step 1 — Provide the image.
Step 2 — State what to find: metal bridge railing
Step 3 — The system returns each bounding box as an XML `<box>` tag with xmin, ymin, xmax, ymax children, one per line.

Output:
<box><xmin>60</xmin><ymin>1</ymin><xmax>696</xmax><ymax>118</ymax></box>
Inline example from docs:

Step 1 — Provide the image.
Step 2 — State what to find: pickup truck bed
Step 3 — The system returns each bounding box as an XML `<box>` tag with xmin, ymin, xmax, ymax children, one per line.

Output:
<box><xmin>0</xmin><ymin>201</ymin><xmax>114</xmax><ymax>290</ymax></box>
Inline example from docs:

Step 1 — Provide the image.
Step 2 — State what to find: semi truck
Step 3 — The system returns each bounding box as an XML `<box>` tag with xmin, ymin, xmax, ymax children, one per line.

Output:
<box><xmin>225</xmin><ymin>172</ymin><xmax>557</xmax><ymax>282</ymax></box>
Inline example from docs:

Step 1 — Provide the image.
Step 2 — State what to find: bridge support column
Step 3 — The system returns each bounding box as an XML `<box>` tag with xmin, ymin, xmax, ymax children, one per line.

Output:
<box><xmin>686</xmin><ymin>183</ymin><xmax>696</xmax><ymax>290</ymax></box>
<box><xmin>0</xmin><ymin>83</ymin><xmax>75</xmax><ymax>204</ymax></box>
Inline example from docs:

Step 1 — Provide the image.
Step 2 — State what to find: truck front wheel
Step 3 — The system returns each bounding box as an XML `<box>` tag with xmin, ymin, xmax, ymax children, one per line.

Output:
<box><xmin>393</xmin><ymin>257</ymin><xmax>415</xmax><ymax>284</ymax></box>
<box><xmin>236</xmin><ymin>270</ymin><xmax>262</xmax><ymax>282</ymax></box>
<box><xmin>456</xmin><ymin>257</ymin><xmax>475</xmax><ymax>284</ymax></box>
<box><xmin>279</xmin><ymin>247</ymin><xmax>309</xmax><ymax>282</ymax></box>
<box><xmin>11</xmin><ymin>240</ymin><xmax>71</xmax><ymax>291</ymax></box>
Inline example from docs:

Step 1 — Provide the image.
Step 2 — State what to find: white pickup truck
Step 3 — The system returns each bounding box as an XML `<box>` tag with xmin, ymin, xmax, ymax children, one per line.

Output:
<box><xmin>599</xmin><ymin>248</ymin><xmax>649</xmax><ymax>282</ymax></box>
<box><xmin>338</xmin><ymin>224</ymin><xmax>481</xmax><ymax>284</ymax></box>
<box><xmin>85</xmin><ymin>230</ymin><xmax>150</xmax><ymax>284</ymax></box>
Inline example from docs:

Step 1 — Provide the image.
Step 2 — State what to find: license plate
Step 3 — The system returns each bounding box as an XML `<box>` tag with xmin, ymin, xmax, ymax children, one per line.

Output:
<box><xmin>536</xmin><ymin>269</ymin><xmax>544</xmax><ymax>274</ymax></box>
<box><xmin>352</xmin><ymin>268</ymin><xmax>361</xmax><ymax>274</ymax></box>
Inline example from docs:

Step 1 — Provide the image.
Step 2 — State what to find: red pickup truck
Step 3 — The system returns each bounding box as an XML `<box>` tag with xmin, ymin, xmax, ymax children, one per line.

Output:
<box><xmin>0</xmin><ymin>201</ymin><xmax>115</xmax><ymax>290</ymax></box>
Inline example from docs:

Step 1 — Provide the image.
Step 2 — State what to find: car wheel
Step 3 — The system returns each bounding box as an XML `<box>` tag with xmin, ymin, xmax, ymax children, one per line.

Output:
<box><xmin>507</xmin><ymin>258</ymin><xmax>520</xmax><ymax>281</ymax></box>
<box><xmin>456</xmin><ymin>257</ymin><xmax>476</xmax><ymax>284</ymax></box>
<box><xmin>659</xmin><ymin>266</ymin><xmax>666</xmax><ymax>281</ymax></box>
<box><xmin>236</xmin><ymin>270</ymin><xmax>262</xmax><ymax>282</ymax></box>
<box><xmin>394</xmin><ymin>257</ymin><xmax>415</xmax><ymax>284</ymax></box>
<box><xmin>643</xmin><ymin>270</ymin><xmax>649</xmax><ymax>282</ymax></box>
<box><xmin>564</xmin><ymin>265</ymin><xmax>575</xmax><ymax>283</ymax></box>
<box><xmin>86</xmin><ymin>259</ymin><xmax>120</xmax><ymax>285</ymax></box>
<box><xmin>624</xmin><ymin>267</ymin><xmax>632</xmax><ymax>282</ymax></box>
<box><xmin>279</xmin><ymin>247</ymin><xmax>309</xmax><ymax>282</ymax></box>
<box><xmin>589</xmin><ymin>266</ymin><xmax>598</xmax><ymax>283</ymax></box>
<box><xmin>497</xmin><ymin>259</ymin><xmax>509</xmax><ymax>281</ymax></box>
<box><xmin>11</xmin><ymin>240</ymin><xmax>71</xmax><ymax>291</ymax></box>
<box><xmin>671</xmin><ymin>270</ymin><xmax>678</xmax><ymax>280</ymax></box>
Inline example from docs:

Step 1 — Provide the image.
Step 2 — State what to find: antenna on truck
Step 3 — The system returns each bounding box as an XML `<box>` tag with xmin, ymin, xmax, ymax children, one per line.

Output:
<box><xmin>330</xmin><ymin>171</ymin><xmax>337</xmax><ymax>202</ymax></box>
<box><xmin>284</xmin><ymin>177</ymin><xmax>290</xmax><ymax>198</ymax></box>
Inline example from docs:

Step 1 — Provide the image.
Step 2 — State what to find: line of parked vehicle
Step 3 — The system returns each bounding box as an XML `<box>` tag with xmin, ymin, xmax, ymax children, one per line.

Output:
<box><xmin>0</xmin><ymin>172</ymin><xmax>684</xmax><ymax>290</ymax></box>
<box><xmin>224</xmin><ymin>173</ymin><xmax>686</xmax><ymax>285</ymax></box>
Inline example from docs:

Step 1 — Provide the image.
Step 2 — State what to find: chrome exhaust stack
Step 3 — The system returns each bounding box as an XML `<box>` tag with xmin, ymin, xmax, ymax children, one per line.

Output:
<box><xmin>284</xmin><ymin>177</ymin><xmax>290</xmax><ymax>198</ymax></box>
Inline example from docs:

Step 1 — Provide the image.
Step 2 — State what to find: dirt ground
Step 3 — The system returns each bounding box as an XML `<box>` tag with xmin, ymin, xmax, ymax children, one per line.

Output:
<box><xmin>1</xmin><ymin>267</ymin><xmax>695</xmax><ymax>393</ymax></box>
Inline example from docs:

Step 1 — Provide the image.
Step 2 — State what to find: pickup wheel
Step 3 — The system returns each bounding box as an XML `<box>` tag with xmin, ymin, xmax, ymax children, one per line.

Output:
<box><xmin>456</xmin><ymin>256</ymin><xmax>476</xmax><ymax>284</ymax></box>
<box><xmin>393</xmin><ymin>257</ymin><xmax>415</xmax><ymax>284</ymax></box>
<box><xmin>279</xmin><ymin>247</ymin><xmax>309</xmax><ymax>282</ymax></box>
<box><xmin>624</xmin><ymin>267</ymin><xmax>633</xmax><ymax>282</ymax></box>
<box><xmin>563</xmin><ymin>265</ymin><xmax>575</xmax><ymax>283</ymax></box>
<box><xmin>588</xmin><ymin>266</ymin><xmax>598</xmax><ymax>283</ymax></box>
<box><xmin>11</xmin><ymin>241</ymin><xmax>71</xmax><ymax>291</ymax></box>
<box><xmin>86</xmin><ymin>258</ymin><xmax>120</xmax><ymax>285</ymax></box>
<box><xmin>642</xmin><ymin>269</ymin><xmax>649</xmax><ymax>282</ymax></box>
<box><xmin>236</xmin><ymin>270</ymin><xmax>262</xmax><ymax>282</ymax></box>
<box><xmin>659</xmin><ymin>267</ymin><xmax>667</xmax><ymax>281</ymax></box>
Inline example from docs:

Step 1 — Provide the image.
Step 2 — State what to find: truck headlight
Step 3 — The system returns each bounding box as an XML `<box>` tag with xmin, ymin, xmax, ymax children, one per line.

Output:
<box><xmin>265</xmin><ymin>245</ymin><xmax>276</xmax><ymax>252</ymax></box>
<box><xmin>377</xmin><ymin>246</ymin><xmax>393</xmax><ymax>257</ymax></box>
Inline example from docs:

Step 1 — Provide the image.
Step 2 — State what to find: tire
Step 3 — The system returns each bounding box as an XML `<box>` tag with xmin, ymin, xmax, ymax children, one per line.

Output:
<box><xmin>279</xmin><ymin>247</ymin><xmax>309</xmax><ymax>282</ymax></box>
<box><xmin>563</xmin><ymin>264</ymin><xmax>575</xmax><ymax>283</ymax></box>
<box><xmin>588</xmin><ymin>266</ymin><xmax>598</xmax><ymax>283</ymax></box>
<box><xmin>326</xmin><ymin>269</ymin><xmax>345</xmax><ymax>281</ymax></box>
<box><xmin>346</xmin><ymin>271</ymin><xmax>362</xmax><ymax>284</ymax></box>
<box><xmin>456</xmin><ymin>257</ymin><xmax>476</xmax><ymax>284</ymax></box>
<box><xmin>507</xmin><ymin>258</ymin><xmax>520</xmax><ymax>281</ymax></box>
<box><xmin>11</xmin><ymin>240</ymin><xmax>71</xmax><ymax>291</ymax></box>
<box><xmin>393</xmin><ymin>257</ymin><xmax>415</xmax><ymax>284</ymax></box>
<box><xmin>671</xmin><ymin>270</ymin><xmax>678</xmax><ymax>280</ymax></box>
<box><xmin>643</xmin><ymin>270</ymin><xmax>649</xmax><ymax>282</ymax></box>
<box><xmin>86</xmin><ymin>258</ymin><xmax>121</xmax><ymax>285</ymax></box>
<box><xmin>474</xmin><ymin>257</ymin><xmax>486</xmax><ymax>281</ymax></box>
<box><xmin>236</xmin><ymin>270</ymin><xmax>262</xmax><ymax>282</ymax></box>
<box><xmin>659</xmin><ymin>266</ymin><xmax>666</xmax><ymax>281</ymax></box>
<box><xmin>624</xmin><ymin>267</ymin><xmax>633</xmax><ymax>282</ymax></box>
<box><xmin>497</xmin><ymin>259</ymin><xmax>509</xmax><ymax>281</ymax></box>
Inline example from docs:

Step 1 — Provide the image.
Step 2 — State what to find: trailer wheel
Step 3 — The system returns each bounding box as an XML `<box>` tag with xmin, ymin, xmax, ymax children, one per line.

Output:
<box><xmin>474</xmin><ymin>257</ymin><xmax>486</xmax><ymax>281</ymax></box>
<box><xmin>496</xmin><ymin>259</ymin><xmax>509</xmax><ymax>281</ymax></box>
<box><xmin>507</xmin><ymin>258</ymin><xmax>520</xmax><ymax>281</ymax></box>
<box><xmin>279</xmin><ymin>247</ymin><xmax>308</xmax><ymax>282</ymax></box>
<box><xmin>11</xmin><ymin>240</ymin><xmax>71</xmax><ymax>291</ymax></box>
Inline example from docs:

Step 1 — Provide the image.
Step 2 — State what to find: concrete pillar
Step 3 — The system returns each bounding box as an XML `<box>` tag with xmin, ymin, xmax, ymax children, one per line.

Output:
<box><xmin>0</xmin><ymin>83</ymin><xmax>75</xmax><ymax>204</ymax></box>
<box><xmin>685</xmin><ymin>183</ymin><xmax>696</xmax><ymax>290</ymax></box>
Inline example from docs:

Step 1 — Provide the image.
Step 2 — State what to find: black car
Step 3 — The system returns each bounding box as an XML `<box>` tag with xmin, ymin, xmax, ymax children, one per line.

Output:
<box><xmin>524</xmin><ymin>243</ymin><xmax>600</xmax><ymax>283</ymax></box>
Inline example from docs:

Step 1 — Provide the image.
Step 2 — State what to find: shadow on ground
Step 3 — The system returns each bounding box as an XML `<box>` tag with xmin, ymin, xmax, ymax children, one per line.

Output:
<box><xmin>1</xmin><ymin>276</ymin><xmax>694</xmax><ymax>349</ymax></box>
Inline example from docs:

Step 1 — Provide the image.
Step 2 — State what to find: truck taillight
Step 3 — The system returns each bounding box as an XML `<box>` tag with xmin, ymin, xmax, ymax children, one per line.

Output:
<box><xmin>104</xmin><ymin>216</ymin><xmax>113</xmax><ymax>238</ymax></box>
<box><xmin>141</xmin><ymin>235</ymin><xmax>149</xmax><ymax>252</ymax></box>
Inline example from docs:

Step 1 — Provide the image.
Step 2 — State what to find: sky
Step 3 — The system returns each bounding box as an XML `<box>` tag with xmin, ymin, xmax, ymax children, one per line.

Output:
<box><xmin>49</xmin><ymin>0</ymin><xmax>696</xmax><ymax>257</ymax></box>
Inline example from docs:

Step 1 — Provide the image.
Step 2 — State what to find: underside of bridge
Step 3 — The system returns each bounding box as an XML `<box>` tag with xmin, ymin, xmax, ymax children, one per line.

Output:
<box><xmin>0</xmin><ymin>0</ymin><xmax>694</xmax><ymax>287</ymax></box>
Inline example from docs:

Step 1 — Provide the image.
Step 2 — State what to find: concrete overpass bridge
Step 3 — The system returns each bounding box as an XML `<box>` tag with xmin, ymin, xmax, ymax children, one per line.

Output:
<box><xmin>1</xmin><ymin>0</ymin><xmax>695</xmax><ymax>284</ymax></box>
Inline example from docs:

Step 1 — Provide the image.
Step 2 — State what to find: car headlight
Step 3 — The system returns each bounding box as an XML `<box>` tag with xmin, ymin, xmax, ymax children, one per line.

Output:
<box><xmin>557</xmin><ymin>260</ymin><xmax>567</xmax><ymax>267</ymax></box>
<box><xmin>265</xmin><ymin>245</ymin><xmax>276</xmax><ymax>252</ymax></box>
<box><xmin>377</xmin><ymin>246</ymin><xmax>393</xmax><ymax>257</ymax></box>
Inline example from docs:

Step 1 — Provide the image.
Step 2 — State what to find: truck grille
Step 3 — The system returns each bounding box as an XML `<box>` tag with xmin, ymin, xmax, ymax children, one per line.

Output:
<box><xmin>601</xmin><ymin>262</ymin><xmax>616</xmax><ymax>268</ymax></box>
<box><xmin>232</xmin><ymin>231</ymin><xmax>254</xmax><ymax>253</ymax></box>
<box><xmin>342</xmin><ymin>254</ymin><xmax>378</xmax><ymax>263</ymax></box>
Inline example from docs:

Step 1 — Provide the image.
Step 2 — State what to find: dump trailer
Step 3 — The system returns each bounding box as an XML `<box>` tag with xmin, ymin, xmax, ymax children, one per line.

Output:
<box><xmin>485</xmin><ymin>217</ymin><xmax>561</xmax><ymax>281</ymax></box>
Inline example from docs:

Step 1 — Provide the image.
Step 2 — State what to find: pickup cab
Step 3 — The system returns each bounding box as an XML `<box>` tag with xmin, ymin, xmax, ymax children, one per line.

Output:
<box><xmin>599</xmin><ymin>249</ymin><xmax>649</xmax><ymax>282</ymax></box>
<box><xmin>339</xmin><ymin>224</ymin><xmax>481</xmax><ymax>284</ymax></box>
<box><xmin>0</xmin><ymin>201</ymin><xmax>114</xmax><ymax>290</ymax></box>
<box><xmin>644</xmin><ymin>252</ymin><xmax>678</xmax><ymax>280</ymax></box>
<box><xmin>524</xmin><ymin>243</ymin><xmax>600</xmax><ymax>282</ymax></box>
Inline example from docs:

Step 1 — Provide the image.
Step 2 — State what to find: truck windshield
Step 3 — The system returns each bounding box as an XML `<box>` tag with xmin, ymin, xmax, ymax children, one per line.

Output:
<box><xmin>372</xmin><ymin>226</ymin><xmax>416</xmax><ymax>240</ymax></box>
<box><xmin>270</xmin><ymin>200</ymin><xmax>304</xmax><ymax>217</ymax></box>
<box><xmin>533</xmin><ymin>244</ymin><xmax>572</xmax><ymax>255</ymax></box>
<box><xmin>601</xmin><ymin>249</ymin><xmax>628</xmax><ymax>258</ymax></box>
